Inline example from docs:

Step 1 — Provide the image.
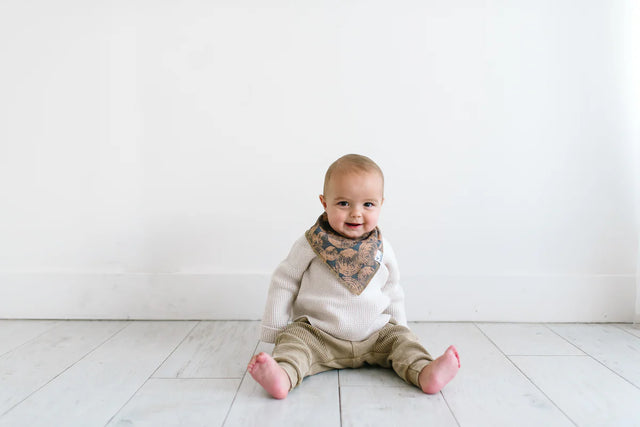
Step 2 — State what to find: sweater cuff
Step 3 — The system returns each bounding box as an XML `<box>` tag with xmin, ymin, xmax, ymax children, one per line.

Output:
<box><xmin>260</xmin><ymin>326</ymin><xmax>280</xmax><ymax>343</ymax></box>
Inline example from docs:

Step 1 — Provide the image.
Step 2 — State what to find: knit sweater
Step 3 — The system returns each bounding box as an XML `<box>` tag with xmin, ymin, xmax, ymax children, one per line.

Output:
<box><xmin>260</xmin><ymin>234</ymin><xmax>407</xmax><ymax>343</ymax></box>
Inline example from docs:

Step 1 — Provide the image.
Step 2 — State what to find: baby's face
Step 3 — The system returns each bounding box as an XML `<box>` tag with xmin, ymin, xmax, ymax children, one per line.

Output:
<box><xmin>320</xmin><ymin>170</ymin><xmax>384</xmax><ymax>239</ymax></box>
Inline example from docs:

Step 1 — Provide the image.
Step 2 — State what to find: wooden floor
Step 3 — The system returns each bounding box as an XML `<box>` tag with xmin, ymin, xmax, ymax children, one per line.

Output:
<box><xmin>1</xmin><ymin>321</ymin><xmax>639</xmax><ymax>426</ymax></box>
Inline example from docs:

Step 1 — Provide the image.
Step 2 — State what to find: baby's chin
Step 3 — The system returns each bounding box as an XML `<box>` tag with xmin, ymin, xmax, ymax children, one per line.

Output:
<box><xmin>339</xmin><ymin>224</ymin><xmax>373</xmax><ymax>239</ymax></box>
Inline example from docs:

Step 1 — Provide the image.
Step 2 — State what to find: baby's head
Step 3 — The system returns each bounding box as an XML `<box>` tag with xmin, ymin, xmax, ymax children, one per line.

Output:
<box><xmin>319</xmin><ymin>154</ymin><xmax>385</xmax><ymax>239</ymax></box>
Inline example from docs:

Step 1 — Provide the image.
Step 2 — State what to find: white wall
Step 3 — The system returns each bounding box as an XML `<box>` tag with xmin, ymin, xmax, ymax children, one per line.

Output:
<box><xmin>0</xmin><ymin>0</ymin><xmax>637</xmax><ymax>321</ymax></box>
<box><xmin>631</xmin><ymin>1</ymin><xmax>640</xmax><ymax>324</ymax></box>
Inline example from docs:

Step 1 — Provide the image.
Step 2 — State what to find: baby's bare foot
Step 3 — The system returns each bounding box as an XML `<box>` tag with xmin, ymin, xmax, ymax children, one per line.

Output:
<box><xmin>419</xmin><ymin>345</ymin><xmax>460</xmax><ymax>394</ymax></box>
<box><xmin>247</xmin><ymin>352</ymin><xmax>290</xmax><ymax>399</ymax></box>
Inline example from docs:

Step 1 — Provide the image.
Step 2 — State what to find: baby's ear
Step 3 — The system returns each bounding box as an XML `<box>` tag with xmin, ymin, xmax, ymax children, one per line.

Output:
<box><xmin>319</xmin><ymin>194</ymin><xmax>327</xmax><ymax>209</ymax></box>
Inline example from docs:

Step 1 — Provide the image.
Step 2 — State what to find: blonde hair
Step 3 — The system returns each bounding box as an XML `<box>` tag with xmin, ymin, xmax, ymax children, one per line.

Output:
<box><xmin>323</xmin><ymin>154</ymin><xmax>384</xmax><ymax>195</ymax></box>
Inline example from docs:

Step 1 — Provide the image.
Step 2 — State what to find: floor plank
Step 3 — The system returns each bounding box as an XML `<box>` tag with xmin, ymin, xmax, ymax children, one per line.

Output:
<box><xmin>548</xmin><ymin>324</ymin><xmax>640</xmax><ymax>388</ymax></box>
<box><xmin>154</xmin><ymin>321</ymin><xmax>259</xmax><ymax>379</ymax></box>
<box><xmin>410</xmin><ymin>323</ymin><xmax>573</xmax><ymax>427</ymax></box>
<box><xmin>616</xmin><ymin>323</ymin><xmax>640</xmax><ymax>339</ymax></box>
<box><xmin>340</xmin><ymin>386</ymin><xmax>458</xmax><ymax>427</ymax></box>
<box><xmin>0</xmin><ymin>321</ymin><xmax>196</xmax><ymax>427</ymax></box>
<box><xmin>0</xmin><ymin>321</ymin><xmax>126</xmax><ymax>415</ymax></box>
<box><xmin>476</xmin><ymin>323</ymin><xmax>584</xmax><ymax>356</ymax></box>
<box><xmin>0</xmin><ymin>320</ymin><xmax>58</xmax><ymax>357</ymax></box>
<box><xmin>224</xmin><ymin>343</ymin><xmax>341</xmax><ymax>427</ymax></box>
<box><xmin>511</xmin><ymin>355</ymin><xmax>640</xmax><ymax>426</ymax></box>
<box><xmin>107</xmin><ymin>378</ymin><xmax>240</xmax><ymax>427</ymax></box>
<box><xmin>339</xmin><ymin>365</ymin><xmax>407</xmax><ymax>387</ymax></box>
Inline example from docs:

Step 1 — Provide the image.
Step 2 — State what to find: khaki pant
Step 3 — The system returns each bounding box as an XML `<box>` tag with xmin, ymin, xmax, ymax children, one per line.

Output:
<box><xmin>272</xmin><ymin>319</ymin><xmax>433</xmax><ymax>390</ymax></box>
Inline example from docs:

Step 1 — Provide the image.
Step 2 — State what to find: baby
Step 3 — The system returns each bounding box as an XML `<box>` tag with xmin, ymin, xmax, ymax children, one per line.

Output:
<box><xmin>248</xmin><ymin>154</ymin><xmax>460</xmax><ymax>399</ymax></box>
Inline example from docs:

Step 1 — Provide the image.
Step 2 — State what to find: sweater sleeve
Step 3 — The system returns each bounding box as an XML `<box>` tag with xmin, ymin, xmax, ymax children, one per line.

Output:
<box><xmin>381</xmin><ymin>238</ymin><xmax>407</xmax><ymax>326</ymax></box>
<box><xmin>260</xmin><ymin>235</ymin><xmax>316</xmax><ymax>343</ymax></box>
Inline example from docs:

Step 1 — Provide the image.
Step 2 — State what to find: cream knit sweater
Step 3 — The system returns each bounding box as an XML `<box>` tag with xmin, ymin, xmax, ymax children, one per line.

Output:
<box><xmin>260</xmin><ymin>234</ymin><xmax>407</xmax><ymax>343</ymax></box>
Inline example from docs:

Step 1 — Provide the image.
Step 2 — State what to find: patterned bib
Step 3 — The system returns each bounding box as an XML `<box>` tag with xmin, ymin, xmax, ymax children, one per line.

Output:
<box><xmin>305</xmin><ymin>213</ymin><xmax>383</xmax><ymax>295</ymax></box>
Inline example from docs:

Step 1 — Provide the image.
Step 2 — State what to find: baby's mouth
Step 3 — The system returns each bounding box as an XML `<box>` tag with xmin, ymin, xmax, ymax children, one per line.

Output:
<box><xmin>346</xmin><ymin>223</ymin><xmax>362</xmax><ymax>228</ymax></box>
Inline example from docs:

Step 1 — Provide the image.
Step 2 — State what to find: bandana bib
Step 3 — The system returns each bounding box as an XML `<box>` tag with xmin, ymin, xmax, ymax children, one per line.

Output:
<box><xmin>305</xmin><ymin>213</ymin><xmax>383</xmax><ymax>295</ymax></box>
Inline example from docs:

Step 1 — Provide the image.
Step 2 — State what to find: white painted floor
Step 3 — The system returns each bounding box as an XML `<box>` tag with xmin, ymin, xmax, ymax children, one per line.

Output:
<box><xmin>1</xmin><ymin>320</ymin><xmax>639</xmax><ymax>427</ymax></box>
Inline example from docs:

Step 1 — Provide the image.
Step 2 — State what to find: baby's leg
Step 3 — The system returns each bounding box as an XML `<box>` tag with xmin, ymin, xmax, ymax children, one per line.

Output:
<box><xmin>418</xmin><ymin>345</ymin><xmax>460</xmax><ymax>394</ymax></box>
<box><xmin>249</xmin><ymin>319</ymin><xmax>350</xmax><ymax>399</ymax></box>
<box><xmin>247</xmin><ymin>352</ymin><xmax>290</xmax><ymax>399</ymax></box>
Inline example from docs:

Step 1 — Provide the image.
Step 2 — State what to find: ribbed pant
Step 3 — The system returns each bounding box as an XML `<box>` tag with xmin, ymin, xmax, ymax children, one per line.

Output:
<box><xmin>272</xmin><ymin>319</ymin><xmax>433</xmax><ymax>390</ymax></box>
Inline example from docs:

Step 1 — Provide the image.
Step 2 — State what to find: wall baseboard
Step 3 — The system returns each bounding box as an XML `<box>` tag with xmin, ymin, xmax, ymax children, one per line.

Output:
<box><xmin>402</xmin><ymin>274</ymin><xmax>636</xmax><ymax>323</ymax></box>
<box><xmin>0</xmin><ymin>273</ymin><xmax>636</xmax><ymax>322</ymax></box>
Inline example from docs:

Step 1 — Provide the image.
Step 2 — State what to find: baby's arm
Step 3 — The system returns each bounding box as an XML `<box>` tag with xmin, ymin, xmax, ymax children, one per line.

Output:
<box><xmin>380</xmin><ymin>238</ymin><xmax>408</xmax><ymax>326</ymax></box>
<box><xmin>260</xmin><ymin>236</ymin><xmax>316</xmax><ymax>343</ymax></box>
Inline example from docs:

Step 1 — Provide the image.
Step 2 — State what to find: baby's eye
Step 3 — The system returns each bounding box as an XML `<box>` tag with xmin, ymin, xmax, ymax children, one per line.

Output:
<box><xmin>364</xmin><ymin>202</ymin><xmax>375</xmax><ymax>208</ymax></box>
<box><xmin>337</xmin><ymin>201</ymin><xmax>349</xmax><ymax>207</ymax></box>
